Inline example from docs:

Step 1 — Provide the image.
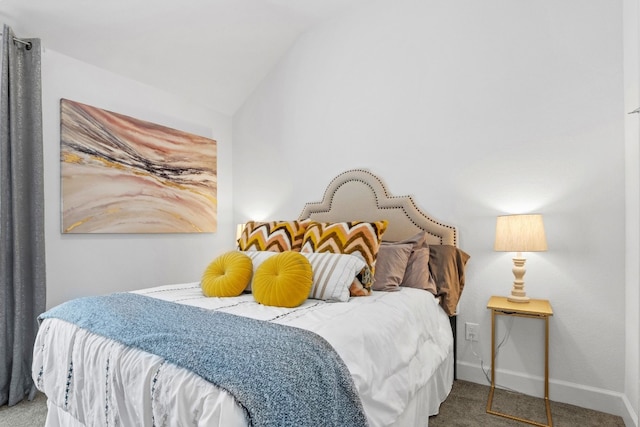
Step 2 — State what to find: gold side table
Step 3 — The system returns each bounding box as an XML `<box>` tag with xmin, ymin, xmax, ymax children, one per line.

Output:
<box><xmin>486</xmin><ymin>296</ymin><xmax>554</xmax><ymax>427</ymax></box>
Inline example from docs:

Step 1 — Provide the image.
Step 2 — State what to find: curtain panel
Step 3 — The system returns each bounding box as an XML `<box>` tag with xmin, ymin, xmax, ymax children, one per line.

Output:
<box><xmin>0</xmin><ymin>24</ymin><xmax>46</xmax><ymax>406</ymax></box>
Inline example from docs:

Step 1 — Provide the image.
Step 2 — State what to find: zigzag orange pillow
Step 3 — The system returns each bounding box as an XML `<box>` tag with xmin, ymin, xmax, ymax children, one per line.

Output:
<box><xmin>300</xmin><ymin>220</ymin><xmax>388</xmax><ymax>291</ymax></box>
<box><xmin>237</xmin><ymin>220</ymin><xmax>311</xmax><ymax>252</ymax></box>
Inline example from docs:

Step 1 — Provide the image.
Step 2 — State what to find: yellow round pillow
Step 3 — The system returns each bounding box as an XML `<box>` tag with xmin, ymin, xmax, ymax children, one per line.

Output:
<box><xmin>252</xmin><ymin>251</ymin><xmax>313</xmax><ymax>308</ymax></box>
<box><xmin>201</xmin><ymin>251</ymin><xmax>253</xmax><ymax>297</ymax></box>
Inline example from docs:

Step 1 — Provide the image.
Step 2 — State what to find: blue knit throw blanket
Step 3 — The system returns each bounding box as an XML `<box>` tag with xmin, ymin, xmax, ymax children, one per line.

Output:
<box><xmin>39</xmin><ymin>293</ymin><xmax>368</xmax><ymax>427</ymax></box>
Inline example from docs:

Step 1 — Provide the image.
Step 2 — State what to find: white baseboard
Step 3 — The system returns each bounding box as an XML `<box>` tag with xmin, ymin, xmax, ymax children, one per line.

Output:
<box><xmin>622</xmin><ymin>393</ymin><xmax>639</xmax><ymax>427</ymax></box>
<box><xmin>457</xmin><ymin>361</ymin><xmax>638</xmax><ymax>427</ymax></box>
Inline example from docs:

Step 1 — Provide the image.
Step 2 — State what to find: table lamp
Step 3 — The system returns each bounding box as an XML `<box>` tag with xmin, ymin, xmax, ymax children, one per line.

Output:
<box><xmin>236</xmin><ymin>223</ymin><xmax>246</xmax><ymax>242</ymax></box>
<box><xmin>494</xmin><ymin>214</ymin><xmax>547</xmax><ymax>303</ymax></box>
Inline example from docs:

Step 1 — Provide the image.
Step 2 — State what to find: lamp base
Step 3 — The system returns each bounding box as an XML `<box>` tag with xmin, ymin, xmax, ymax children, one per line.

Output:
<box><xmin>508</xmin><ymin>255</ymin><xmax>530</xmax><ymax>303</ymax></box>
<box><xmin>507</xmin><ymin>294</ymin><xmax>530</xmax><ymax>303</ymax></box>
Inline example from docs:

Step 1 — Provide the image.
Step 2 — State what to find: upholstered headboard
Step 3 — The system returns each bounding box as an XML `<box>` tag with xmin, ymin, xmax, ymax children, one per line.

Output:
<box><xmin>298</xmin><ymin>169</ymin><xmax>458</xmax><ymax>246</ymax></box>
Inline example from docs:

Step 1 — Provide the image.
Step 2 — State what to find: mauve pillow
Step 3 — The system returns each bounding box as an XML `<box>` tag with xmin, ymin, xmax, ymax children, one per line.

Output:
<box><xmin>372</xmin><ymin>243</ymin><xmax>413</xmax><ymax>292</ymax></box>
<box><xmin>382</xmin><ymin>231</ymin><xmax>428</xmax><ymax>250</ymax></box>
<box><xmin>381</xmin><ymin>231</ymin><xmax>434</xmax><ymax>292</ymax></box>
<box><xmin>401</xmin><ymin>247</ymin><xmax>438</xmax><ymax>295</ymax></box>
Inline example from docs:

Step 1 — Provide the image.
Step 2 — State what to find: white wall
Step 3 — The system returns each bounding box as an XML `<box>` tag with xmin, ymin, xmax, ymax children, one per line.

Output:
<box><xmin>624</xmin><ymin>0</ymin><xmax>640</xmax><ymax>424</ymax></box>
<box><xmin>41</xmin><ymin>49</ymin><xmax>235</xmax><ymax>309</ymax></box>
<box><xmin>233</xmin><ymin>0</ymin><xmax>630</xmax><ymax>420</ymax></box>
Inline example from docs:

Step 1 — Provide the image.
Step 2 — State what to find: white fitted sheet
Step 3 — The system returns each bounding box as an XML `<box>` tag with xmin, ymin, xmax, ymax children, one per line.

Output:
<box><xmin>33</xmin><ymin>283</ymin><xmax>453</xmax><ymax>427</ymax></box>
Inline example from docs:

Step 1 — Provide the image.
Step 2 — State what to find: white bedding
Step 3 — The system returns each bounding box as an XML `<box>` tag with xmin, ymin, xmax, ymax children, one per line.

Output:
<box><xmin>33</xmin><ymin>283</ymin><xmax>453</xmax><ymax>427</ymax></box>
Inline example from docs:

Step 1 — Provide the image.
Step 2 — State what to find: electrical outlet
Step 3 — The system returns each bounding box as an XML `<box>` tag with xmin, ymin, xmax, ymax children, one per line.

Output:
<box><xmin>465</xmin><ymin>322</ymin><xmax>479</xmax><ymax>341</ymax></box>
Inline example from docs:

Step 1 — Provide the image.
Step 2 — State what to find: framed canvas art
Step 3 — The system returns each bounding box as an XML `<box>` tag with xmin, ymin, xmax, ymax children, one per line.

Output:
<box><xmin>60</xmin><ymin>99</ymin><xmax>217</xmax><ymax>233</ymax></box>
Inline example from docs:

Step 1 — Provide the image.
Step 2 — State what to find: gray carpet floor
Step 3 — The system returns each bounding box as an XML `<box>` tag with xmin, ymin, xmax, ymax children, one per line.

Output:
<box><xmin>0</xmin><ymin>392</ymin><xmax>47</xmax><ymax>427</ymax></box>
<box><xmin>0</xmin><ymin>380</ymin><xmax>627</xmax><ymax>426</ymax></box>
<box><xmin>430</xmin><ymin>380</ymin><xmax>626</xmax><ymax>427</ymax></box>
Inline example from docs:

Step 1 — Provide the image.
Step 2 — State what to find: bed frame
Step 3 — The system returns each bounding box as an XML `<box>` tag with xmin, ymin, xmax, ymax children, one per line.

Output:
<box><xmin>298</xmin><ymin>168</ymin><xmax>459</xmax><ymax>377</ymax></box>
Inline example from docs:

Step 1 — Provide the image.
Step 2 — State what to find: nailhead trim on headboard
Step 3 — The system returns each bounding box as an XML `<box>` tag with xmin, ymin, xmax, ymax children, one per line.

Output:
<box><xmin>298</xmin><ymin>169</ymin><xmax>458</xmax><ymax>247</ymax></box>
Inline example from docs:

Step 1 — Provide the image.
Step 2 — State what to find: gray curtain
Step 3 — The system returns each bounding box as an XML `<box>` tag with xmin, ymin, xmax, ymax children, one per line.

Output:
<box><xmin>0</xmin><ymin>25</ymin><xmax>46</xmax><ymax>407</ymax></box>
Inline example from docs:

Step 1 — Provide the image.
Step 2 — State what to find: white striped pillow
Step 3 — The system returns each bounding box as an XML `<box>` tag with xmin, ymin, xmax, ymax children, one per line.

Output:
<box><xmin>302</xmin><ymin>252</ymin><xmax>365</xmax><ymax>302</ymax></box>
<box><xmin>244</xmin><ymin>251</ymin><xmax>279</xmax><ymax>292</ymax></box>
<box><xmin>242</xmin><ymin>251</ymin><xmax>364</xmax><ymax>302</ymax></box>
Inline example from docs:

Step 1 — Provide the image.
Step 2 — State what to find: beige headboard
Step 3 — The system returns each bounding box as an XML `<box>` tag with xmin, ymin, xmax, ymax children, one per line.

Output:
<box><xmin>298</xmin><ymin>169</ymin><xmax>457</xmax><ymax>246</ymax></box>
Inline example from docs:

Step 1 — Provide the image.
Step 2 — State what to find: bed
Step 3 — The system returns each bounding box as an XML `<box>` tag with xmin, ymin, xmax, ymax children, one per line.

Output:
<box><xmin>32</xmin><ymin>169</ymin><xmax>468</xmax><ymax>427</ymax></box>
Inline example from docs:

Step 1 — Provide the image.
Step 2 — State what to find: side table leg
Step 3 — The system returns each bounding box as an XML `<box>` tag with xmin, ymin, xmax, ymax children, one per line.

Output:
<box><xmin>486</xmin><ymin>309</ymin><xmax>496</xmax><ymax>412</ymax></box>
<box><xmin>544</xmin><ymin>315</ymin><xmax>553</xmax><ymax>426</ymax></box>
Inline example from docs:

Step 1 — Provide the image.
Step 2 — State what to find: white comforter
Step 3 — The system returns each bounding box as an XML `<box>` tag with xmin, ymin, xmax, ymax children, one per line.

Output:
<box><xmin>33</xmin><ymin>284</ymin><xmax>453</xmax><ymax>427</ymax></box>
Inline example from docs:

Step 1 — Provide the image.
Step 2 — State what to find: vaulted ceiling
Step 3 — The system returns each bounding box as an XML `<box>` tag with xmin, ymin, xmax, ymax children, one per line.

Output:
<box><xmin>1</xmin><ymin>0</ymin><xmax>371</xmax><ymax>114</ymax></box>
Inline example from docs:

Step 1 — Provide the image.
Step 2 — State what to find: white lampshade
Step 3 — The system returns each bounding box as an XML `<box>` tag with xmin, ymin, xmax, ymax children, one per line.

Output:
<box><xmin>236</xmin><ymin>223</ymin><xmax>246</xmax><ymax>241</ymax></box>
<box><xmin>494</xmin><ymin>214</ymin><xmax>547</xmax><ymax>253</ymax></box>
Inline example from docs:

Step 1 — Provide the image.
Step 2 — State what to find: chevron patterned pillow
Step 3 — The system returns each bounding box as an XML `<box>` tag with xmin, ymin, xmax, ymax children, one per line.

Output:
<box><xmin>237</xmin><ymin>220</ymin><xmax>311</xmax><ymax>252</ymax></box>
<box><xmin>300</xmin><ymin>220</ymin><xmax>388</xmax><ymax>291</ymax></box>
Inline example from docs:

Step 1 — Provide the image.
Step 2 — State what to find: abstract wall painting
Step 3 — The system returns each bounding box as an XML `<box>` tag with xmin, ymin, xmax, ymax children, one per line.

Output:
<box><xmin>60</xmin><ymin>99</ymin><xmax>217</xmax><ymax>233</ymax></box>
